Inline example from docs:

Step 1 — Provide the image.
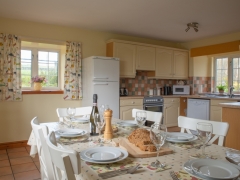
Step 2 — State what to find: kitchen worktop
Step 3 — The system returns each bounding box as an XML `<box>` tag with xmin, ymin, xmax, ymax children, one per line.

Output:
<box><xmin>219</xmin><ymin>102</ymin><xmax>240</xmax><ymax>109</ymax></box>
<box><xmin>120</xmin><ymin>96</ymin><xmax>144</xmax><ymax>99</ymax></box>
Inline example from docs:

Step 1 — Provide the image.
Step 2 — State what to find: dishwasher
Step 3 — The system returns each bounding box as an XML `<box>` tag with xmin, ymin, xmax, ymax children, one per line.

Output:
<box><xmin>187</xmin><ymin>99</ymin><xmax>210</xmax><ymax>120</ymax></box>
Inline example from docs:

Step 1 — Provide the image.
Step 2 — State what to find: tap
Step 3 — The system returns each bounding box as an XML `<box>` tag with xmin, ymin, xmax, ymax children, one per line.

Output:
<box><xmin>229</xmin><ymin>85</ymin><xmax>234</xmax><ymax>98</ymax></box>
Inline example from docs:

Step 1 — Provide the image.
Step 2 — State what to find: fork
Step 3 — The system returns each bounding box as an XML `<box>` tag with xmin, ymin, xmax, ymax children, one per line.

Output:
<box><xmin>169</xmin><ymin>171</ymin><xmax>180</xmax><ymax>180</ymax></box>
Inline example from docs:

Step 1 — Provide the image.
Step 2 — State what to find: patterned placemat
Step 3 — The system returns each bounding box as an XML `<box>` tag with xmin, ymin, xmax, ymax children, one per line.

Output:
<box><xmin>174</xmin><ymin>170</ymin><xmax>200</xmax><ymax>180</ymax></box>
<box><xmin>169</xmin><ymin>141</ymin><xmax>202</xmax><ymax>150</ymax></box>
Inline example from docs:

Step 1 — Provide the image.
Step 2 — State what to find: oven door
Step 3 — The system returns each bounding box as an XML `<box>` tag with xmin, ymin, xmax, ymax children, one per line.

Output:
<box><xmin>143</xmin><ymin>104</ymin><xmax>163</xmax><ymax>112</ymax></box>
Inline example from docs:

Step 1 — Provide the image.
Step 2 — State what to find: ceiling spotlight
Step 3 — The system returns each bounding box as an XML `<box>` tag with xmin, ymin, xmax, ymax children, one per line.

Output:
<box><xmin>185</xmin><ymin>22</ymin><xmax>199</xmax><ymax>32</ymax></box>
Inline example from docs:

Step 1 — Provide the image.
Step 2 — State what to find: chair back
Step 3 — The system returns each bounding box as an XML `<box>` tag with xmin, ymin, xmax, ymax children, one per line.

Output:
<box><xmin>56</xmin><ymin>106</ymin><xmax>92</xmax><ymax>122</ymax></box>
<box><xmin>46</xmin><ymin>131</ymin><xmax>81</xmax><ymax>180</ymax></box>
<box><xmin>178</xmin><ymin>116</ymin><xmax>229</xmax><ymax>146</ymax></box>
<box><xmin>31</xmin><ymin>117</ymin><xmax>55</xmax><ymax>180</ymax></box>
<box><xmin>132</xmin><ymin>109</ymin><xmax>163</xmax><ymax>124</ymax></box>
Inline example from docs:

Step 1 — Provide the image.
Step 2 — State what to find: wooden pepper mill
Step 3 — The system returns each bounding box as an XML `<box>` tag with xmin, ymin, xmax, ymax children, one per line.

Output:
<box><xmin>104</xmin><ymin>108</ymin><xmax>113</xmax><ymax>140</ymax></box>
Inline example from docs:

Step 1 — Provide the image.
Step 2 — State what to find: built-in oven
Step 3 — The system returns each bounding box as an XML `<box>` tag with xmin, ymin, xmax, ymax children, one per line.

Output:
<box><xmin>143</xmin><ymin>96</ymin><xmax>164</xmax><ymax>127</ymax></box>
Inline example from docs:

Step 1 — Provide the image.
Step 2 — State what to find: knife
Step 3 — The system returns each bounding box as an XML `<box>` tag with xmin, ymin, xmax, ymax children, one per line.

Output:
<box><xmin>226</xmin><ymin>157</ymin><xmax>240</xmax><ymax>166</ymax></box>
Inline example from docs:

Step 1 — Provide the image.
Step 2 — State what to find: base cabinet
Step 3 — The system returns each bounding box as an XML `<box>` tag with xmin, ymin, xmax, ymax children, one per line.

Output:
<box><xmin>163</xmin><ymin>98</ymin><xmax>180</xmax><ymax>127</ymax></box>
<box><xmin>120</xmin><ymin>98</ymin><xmax>143</xmax><ymax>120</ymax></box>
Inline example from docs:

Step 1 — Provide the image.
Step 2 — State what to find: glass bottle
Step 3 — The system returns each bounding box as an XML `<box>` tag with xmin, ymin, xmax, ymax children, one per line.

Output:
<box><xmin>89</xmin><ymin>94</ymin><xmax>99</xmax><ymax>136</ymax></box>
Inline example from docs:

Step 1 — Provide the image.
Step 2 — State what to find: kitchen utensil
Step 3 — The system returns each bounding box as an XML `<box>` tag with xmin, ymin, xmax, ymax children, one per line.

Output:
<box><xmin>169</xmin><ymin>171</ymin><xmax>180</xmax><ymax>180</ymax></box>
<box><xmin>123</xmin><ymin>88</ymin><xmax>128</xmax><ymax>96</ymax></box>
<box><xmin>99</xmin><ymin>164</ymin><xmax>140</xmax><ymax>179</ymax></box>
<box><xmin>226</xmin><ymin>157</ymin><xmax>240</xmax><ymax>166</ymax></box>
<box><xmin>104</xmin><ymin>108</ymin><xmax>113</xmax><ymax>140</ymax></box>
<box><xmin>153</xmin><ymin>88</ymin><xmax>157</xmax><ymax>95</ymax></box>
<box><xmin>149</xmin><ymin>89</ymin><xmax>153</xmax><ymax>95</ymax></box>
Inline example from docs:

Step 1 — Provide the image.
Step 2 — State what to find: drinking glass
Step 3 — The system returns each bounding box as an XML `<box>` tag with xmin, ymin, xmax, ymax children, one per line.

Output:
<box><xmin>136</xmin><ymin>111</ymin><xmax>147</xmax><ymax>128</ymax></box>
<box><xmin>196</xmin><ymin>122</ymin><xmax>213</xmax><ymax>157</ymax></box>
<box><xmin>150</xmin><ymin>123</ymin><xmax>167</xmax><ymax>168</ymax></box>
<box><xmin>66</xmin><ymin>107</ymin><xmax>76</xmax><ymax>128</ymax></box>
<box><xmin>94</xmin><ymin>113</ymin><xmax>105</xmax><ymax>146</ymax></box>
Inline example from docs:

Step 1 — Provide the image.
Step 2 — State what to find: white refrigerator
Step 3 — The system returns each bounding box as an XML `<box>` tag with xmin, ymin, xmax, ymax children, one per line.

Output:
<box><xmin>82</xmin><ymin>56</ymin><xmax>120</xmax><ymax>118</ymax></box>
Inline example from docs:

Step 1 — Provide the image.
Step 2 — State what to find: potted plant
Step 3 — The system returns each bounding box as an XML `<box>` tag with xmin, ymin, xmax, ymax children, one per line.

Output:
<box><xmin>31</xmin><ymin>76</ymin><xmax>46</xmax><ymax>91</ymax></box>
<box><xmin>216</xmin><ymin>85</ymin><xmax>226</xmax><ymax>94</ymax></box>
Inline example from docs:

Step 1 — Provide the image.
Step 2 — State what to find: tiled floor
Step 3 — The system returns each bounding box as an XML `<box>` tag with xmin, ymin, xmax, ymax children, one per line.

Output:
<box><xmin>0</xmin><ymin>146</ymin><xmax>40</xmax><ymax>180</ymax></box>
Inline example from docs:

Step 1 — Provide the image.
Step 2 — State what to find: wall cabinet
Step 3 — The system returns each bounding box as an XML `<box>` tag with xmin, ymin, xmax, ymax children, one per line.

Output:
<box><xmin>136</xmin><ymin>45</ymin><xmax>155</xmax><ymax>71</ymax></box>
<box><xmin>155</xmin><ymin>48</ymin><xmax>188</xmax><ymax>79</ymax></box>
<box><xmin>210</xmin><ymin>99</ymin><xmax>237</xmax><ymax>122</ymax></box>
<box><xmin>120</xmin><ymin>98</ymin><xmax>143</xmax><ymax>120</ymax></box>
<box><xmin>163</xmin><ymin>98</ymin><xmax>180</xmax><ymax>127</ymax></box>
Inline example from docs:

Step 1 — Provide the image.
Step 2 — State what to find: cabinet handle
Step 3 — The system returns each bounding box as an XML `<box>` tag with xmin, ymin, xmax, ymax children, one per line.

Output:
<box><xmin>183</xmin><ymin>99</ymin><xmax>186</xmax><ymax>102</ymax></box>
<box><xmin>132</xmin><ymin>101</ymin><xmax>135</xmax><ymax>104</ymax></box>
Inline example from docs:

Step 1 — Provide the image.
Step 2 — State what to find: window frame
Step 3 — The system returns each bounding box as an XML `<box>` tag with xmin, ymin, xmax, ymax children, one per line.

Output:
<box><xmin>21</xmin><ymin>47</ymin><xmax>61</xmax><ymax>90</ymax></box>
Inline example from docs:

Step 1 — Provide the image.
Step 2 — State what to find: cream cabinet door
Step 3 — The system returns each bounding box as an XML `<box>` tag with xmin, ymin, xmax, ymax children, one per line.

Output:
<box><xmin>164</xmin><ymin>103</ymin><xmax>179</xmax><ymax>127</ymax></box>
<box><xmin>114</xmin><ymin>42</ymin><xmax>136</xmax><ymax>78</ymax></box>
<box><xmin>155</xmin><ymin>48</ymin><xmax>173</xmax><ymax>78</ymax></box>
<box><xmin>136</xmin><ymin>45</ymin><xmax>155</xmax><ymax>71</ymax></box>
<box><xmin>210</xmin><ymin>106</ymin><xmax>222</xmax><ymax>122</ymax></box>
<box><xmin>173</xmin><ymin>51</ymin><xmax>188</xmax><ymax>79</ymax></box>
<box><xmin>120</xmin><ymin>105</ymin><xmax>142</xmax><ymax>120</ymax></box>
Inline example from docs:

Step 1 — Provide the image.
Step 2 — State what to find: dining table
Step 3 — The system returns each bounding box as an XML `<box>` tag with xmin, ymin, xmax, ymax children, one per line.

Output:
<box><xmin>27</xmin><ymin>117</ymin><xmax>238</xmax><ymax>180</ymax></box>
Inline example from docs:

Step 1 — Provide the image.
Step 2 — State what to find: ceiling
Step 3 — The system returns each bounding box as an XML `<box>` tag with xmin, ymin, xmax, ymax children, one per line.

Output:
<box><xmin>0</xmin><ymin>0</ymin><xmax>240</xmax><ymax>43</ymax></box>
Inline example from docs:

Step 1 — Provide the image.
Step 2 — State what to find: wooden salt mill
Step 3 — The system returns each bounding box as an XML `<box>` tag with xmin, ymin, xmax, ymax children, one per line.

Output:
<box><xmin>104</xmin><ymin>108</ymin><xmax>113</xmax><ymax>140</ymax></box>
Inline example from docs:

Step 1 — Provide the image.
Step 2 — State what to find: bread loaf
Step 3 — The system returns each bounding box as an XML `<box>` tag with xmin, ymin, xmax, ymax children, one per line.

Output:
<box><xmin>128</xmin><ymin>128</ymin><xmax>156</xmax><ymax>152</ymax></box>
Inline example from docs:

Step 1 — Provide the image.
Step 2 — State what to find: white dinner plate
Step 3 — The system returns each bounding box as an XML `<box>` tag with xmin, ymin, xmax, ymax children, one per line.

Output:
<box><xmin>191</xmin><ymin>159</ymin><xmax>239</xmax><ymax>180</ymax></box>
<box><xmin>117</xmin><ymin>120</ymin><xmax>138</xmax><ymax>127</ymax></box>
<box><xmin>166</xmin><ymin>135</ymin><xmax>198</xmax><ymax>143</ymax></box>
<box><xmin>80</xmin><ymin>147</ymin><xmax>128</xmax><ymax>164</ymax></box>
<box><xmin>84</xmin><ymin>147</ymin><xmax>121</xmax><ymax>161</ymax></box>
<box><xmin>166</xmin><ymin>132</ymin><xmax>194</xmax><ymax>141</ymax></box>
<box><xmin>183</xmin><ymin>159</ymin><xmax>240</xmax><ymax>180</ymax></box>
<box><xmin>56</xmin><ymin>129</ymin><xmax>87</xmax><ymax>138</ymax></box>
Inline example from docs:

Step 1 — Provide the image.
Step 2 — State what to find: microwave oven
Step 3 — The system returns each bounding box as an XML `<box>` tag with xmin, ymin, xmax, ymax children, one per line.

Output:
<box><xmin>172</xmin><ymin>85</ymin><xmax>190</xmax><ymax>95</ymax></box>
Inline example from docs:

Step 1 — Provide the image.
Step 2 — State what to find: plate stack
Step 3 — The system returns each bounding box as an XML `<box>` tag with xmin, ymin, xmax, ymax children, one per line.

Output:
<box><xmin>56</xmin><ymin>129</ymin><xmax>88</xmax><ymax>138</ymax></box>
<box><xmin>184</xmin><ymin>159</ymin><xmax>240</xmax><ymax>180</ymax></box>
<box><xmin>80</xmin><ymin>147</ymin><xmax>128</xmax><ymax>164</ymax></box>
<box><xmin>166</xmin><ymin>132</ymin><xmax>198</xmax><ymax>143</ymax></box>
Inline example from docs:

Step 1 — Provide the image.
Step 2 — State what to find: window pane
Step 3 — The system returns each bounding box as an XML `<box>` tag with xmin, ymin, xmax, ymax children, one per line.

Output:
<box><xmin>21</xmin><ymin>50</ymin><xmax>32</xmax><ymax>87</ymax></box>
<box><xmin>38</xmin><ymin>51</ymin><xmax>58</xmax><ymax>87</ymax></box>
<box><xmin>232</xmin><ymin>57</ymin><xmax>240</xmax><ymax>92</ymax></box>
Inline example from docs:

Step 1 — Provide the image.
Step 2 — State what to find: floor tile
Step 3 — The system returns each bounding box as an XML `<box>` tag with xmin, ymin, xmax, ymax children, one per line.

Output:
<box><xmin>14</xmin><ymin>170</ymin><xmax>41</xmax><ymax>180</ymax></box>
<box><xmin>0</xmin><ymin>174</ymin><xmax>14</xmax><ymax>180</ymax></box>
<box><xmin>0</xmin><ymin>150</ymin><xmax>6</xmax><ymax>155</ymax></box>
<box><xmin>10</xmin><ymin>157</ymin><xmax>33</xmax><ymax>165</ymax></box>
<box><xmin>34</xmin><ymin>161</ymin><xmax>40</xmax><ymax>170</ymax></box>
<box><xmin>7</xmin><ymin>147</ymin><xmax>26</xmax><ymax>153</ymax></box>
<box><xmin>11</xmin><ymin>162</ymin><xmax>37</xmax><ymax>173</ymax></box>
<box><xmin>0</xmin><ymin>167</ymin><xmax>12</xmax><ymax>176</ymax></box>
<box><xmin>0</xmin><ymin>160</ymin><xmax>10</xmax><ymax>168</ymax></box>
<box><xmin>0</xmin><ymin>154</ymin><xmax>8</xmax><ymax>161</ymax></box>
<box><xmin>8</xmin><ymin>151</ymin><xmax>29</xmax><ymax>159</ymax></box>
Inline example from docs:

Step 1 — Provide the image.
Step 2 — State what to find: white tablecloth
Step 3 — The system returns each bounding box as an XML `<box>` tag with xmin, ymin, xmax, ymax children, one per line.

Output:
<box><xmin>27</xmin><ymin>120</ymin><xmax>233</xmax><ymax>180</ymax></box>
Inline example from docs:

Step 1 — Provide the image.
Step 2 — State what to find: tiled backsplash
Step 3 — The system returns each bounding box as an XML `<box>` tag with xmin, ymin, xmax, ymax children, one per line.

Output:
<box><xmin>120</xmin><ymin>71</ymin><xmax>212</xmax><ymax>95</ymax></box>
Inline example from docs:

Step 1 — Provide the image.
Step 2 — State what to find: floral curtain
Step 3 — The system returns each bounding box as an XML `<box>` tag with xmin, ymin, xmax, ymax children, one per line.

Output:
<box><xmin>63</xmin><ymin>41</ymin><xmax>82</xmax><ymax>100</ymax></box>
<box><xmin>0</xmin><ymin>33</ymin><xmax>22</xmax><ymax>101</ymax></box>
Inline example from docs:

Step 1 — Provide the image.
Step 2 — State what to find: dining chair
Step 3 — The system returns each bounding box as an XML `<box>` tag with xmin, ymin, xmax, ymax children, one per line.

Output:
<box><xmin>56</xmin><ymin>106</ymin><xmax>92</xmax><ymax>123</ymax></box>
<box><xmin>46</xmin><ymin>131</ymin><xmax>81</xmax><ymax>180</ymax></box>
<box><xmin>31</xmin><ymin>117</ymin><xmax>56</xmax><ymax>180</ymax></box>
<box><xmin>132</xmin><ymin>108</ymin><xmax>163</xmax><ymax>124</ymax></box>
<box><xmin>178</xmin><ymin>116</ymin><xmax>229</xmax><ymax>146</ymax></box>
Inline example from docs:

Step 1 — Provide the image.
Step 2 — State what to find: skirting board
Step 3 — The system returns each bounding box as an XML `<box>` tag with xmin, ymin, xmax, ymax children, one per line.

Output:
<box><xmin>0</xmin><ymin>140</ymin><xmax>28</xmax><ymax>150</ymax></box>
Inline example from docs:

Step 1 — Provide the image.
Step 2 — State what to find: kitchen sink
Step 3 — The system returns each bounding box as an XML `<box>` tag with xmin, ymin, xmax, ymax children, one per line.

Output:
<box><xmin>200</xmin><ymin>94</ymin><xmax>240</xmax><ymax>99</ymax></box>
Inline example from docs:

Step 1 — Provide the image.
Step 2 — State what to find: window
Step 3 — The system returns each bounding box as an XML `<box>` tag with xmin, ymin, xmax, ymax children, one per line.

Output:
<box><xmin>21</xmin><ymin>48</ymin><xmax>60</xmax><ymax>89</ymax></box>
<box><xmin>215</xmin><ymin>54</ymin><xmax>240</xmax><ymax>93</ymax></box>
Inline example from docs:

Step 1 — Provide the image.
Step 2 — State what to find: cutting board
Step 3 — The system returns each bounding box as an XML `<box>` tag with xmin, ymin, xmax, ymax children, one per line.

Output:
<box><xmin>118</xmin><ymin>138</ymin><xmax>173</xmax><ymax>158</ymax></box>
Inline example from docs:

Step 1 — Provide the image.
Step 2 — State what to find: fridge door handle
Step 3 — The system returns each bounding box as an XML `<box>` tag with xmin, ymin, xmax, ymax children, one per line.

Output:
<box><xmin>93</xmin><ymin>77</ymin><xmax>109</xmax><ymax>79</ymax></box>
<box><xmin>93</xmin><ymin>83</ymin><xmax>108</xmax><ymax>85</ymax></box>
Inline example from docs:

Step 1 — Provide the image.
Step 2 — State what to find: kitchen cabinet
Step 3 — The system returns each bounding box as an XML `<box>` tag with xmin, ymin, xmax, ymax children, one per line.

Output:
<box><xmin>120</xmin><ymin>98</ymin><xmax>143</xmax><ymax>120</ymax></box>
<box><xmin>180</xmin><ymin>97</ymin><xmax>187</xmax><ymax>116</ymax></box>
<box><xmin>136</xmin><ymin>45</ymin><xmax>155</xmax><ymax>71</ymax></box>
<box><xmin>107</xmin><ymin>42</ymin><xmax>136</xmax><ymax>78</ymax></box>
<box><xmin>163</xmin><ymin>98</ymin><xmax>180</xmax><ymax>127</ymax></box>
<box><xmin>155</xmin><ymin>48</ymin><xmax>188</xmax><ymax>79</ymax></box>
<box><xmin>210</xmin><ymin>99</ymin><xmax>237</xmax><ymax>122</ymax></box>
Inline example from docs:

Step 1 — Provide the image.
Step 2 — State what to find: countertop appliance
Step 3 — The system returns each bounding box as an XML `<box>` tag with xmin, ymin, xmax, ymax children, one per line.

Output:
<box><xmin>143</xmin><ymin>96</ymin><xmax>164</xmax><ymax>126</ymax></box>
<box><xmin>187</xmin><ymin>98</ymin><xmax>210</xmax><ymax>120</ymax></box>
<box><xmin>173</xmin><ymin>85</ymin><xmax>190</xmax><ymax>95</ymax></box>
<box><xmin>82</xmin><ymin>56</ymin><xmax>119</xmax><ymax>118</ymax></box>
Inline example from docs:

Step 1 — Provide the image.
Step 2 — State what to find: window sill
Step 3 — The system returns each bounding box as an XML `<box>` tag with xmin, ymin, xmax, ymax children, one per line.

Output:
<box><xmin>22</xmin><ymin>90</ymin><xmax>64</xmax><ymax>94</ymax></box>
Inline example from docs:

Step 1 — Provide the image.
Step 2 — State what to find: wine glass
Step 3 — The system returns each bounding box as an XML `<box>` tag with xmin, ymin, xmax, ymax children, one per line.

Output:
<box><xmin>66</xmin><ymin>107</ymin><xmax>76</xmax><ymax>128</ymax></box>
<box><xmin>94</xmin><ymin>113</ymin><xmax>105</xmax><ymax>146</ymax></box>
<box><xmin>150</xmin><ymin>123</ymin><xmax>167</xmax><ymax>168</ymax></box>
<box><xmin>196</xmin><ymin>122</ymin><xmax>213</xmax><ymax>158</ymax></box>
<box><xmin>136</xmin><ymin>111</ymin><xmax>147</xmax><ymax>128</ymax></box>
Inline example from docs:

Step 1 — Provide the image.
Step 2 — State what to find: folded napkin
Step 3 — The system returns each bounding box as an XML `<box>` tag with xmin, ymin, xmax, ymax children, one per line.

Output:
<box><xmin>85</xmin><ymin>158</ymin><xmax>138</xmax><ymax>174</ymax></box>
<box><xmin>190</xmin><ymin>153</ymin><xmax>219</xmax><ymax>159</ymax></box>
<box><xmin>226</xmin><ymin>149</ymin><xmax>240</xmax><ymax>165</ymax></box>
<box><xmin>169</xmin><ymin>141</ymin><xmax>202</xmax><ymax>150</ymax></box>
<box><xmin>146</xmin><ymin>164</ymin><xmax>172</xmax><ymax>173</ymax></box>
<box><xmin>174</xmin><ymin>170</ymin><xmax>200</xmax><ymax>180</ymax></box>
